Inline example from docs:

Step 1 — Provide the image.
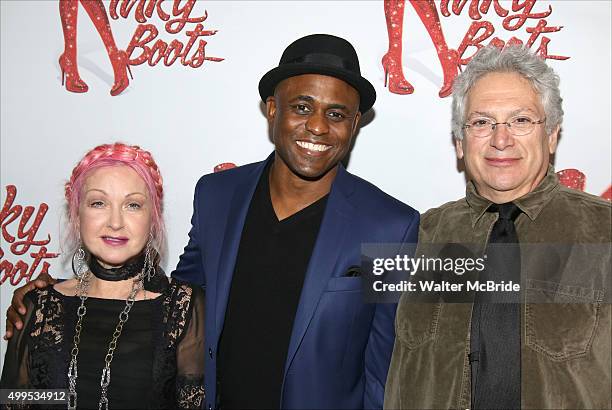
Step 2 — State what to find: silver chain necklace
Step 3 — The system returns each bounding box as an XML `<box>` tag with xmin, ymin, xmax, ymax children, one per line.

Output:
<box><xmin>67</xmin><ymin>271</ymin><xmax>143</xmax><ymax>410</ymax></box>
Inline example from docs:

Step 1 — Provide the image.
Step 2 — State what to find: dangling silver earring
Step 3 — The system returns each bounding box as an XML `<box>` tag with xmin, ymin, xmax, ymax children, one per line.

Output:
<box><xmin>141</xmin><ymin>233</ymin><xmax>156</xmax><ymax>282</ymax></box>
<box><xmin>72</xmin><ymin>245</ymin><xmax>89</xmax><ymax>279</ymax></box>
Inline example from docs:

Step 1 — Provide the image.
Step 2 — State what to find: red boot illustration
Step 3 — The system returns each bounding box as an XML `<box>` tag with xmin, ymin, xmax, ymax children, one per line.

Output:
<box><xmin>382</xmin><ymin>0</ymin><xmax>460</xmax><ymax>97</ymax></box>
<box><xmin>58</xmin><ymin>0</ymin><xmax>132</xmax><ymax>96</ymax></box>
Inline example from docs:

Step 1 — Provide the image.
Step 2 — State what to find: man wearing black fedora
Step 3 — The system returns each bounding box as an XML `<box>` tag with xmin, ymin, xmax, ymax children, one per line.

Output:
<box><xmin>5</xmin><ymin>34</ymin><xmax>419</xmax><ymax>409</ymax></box>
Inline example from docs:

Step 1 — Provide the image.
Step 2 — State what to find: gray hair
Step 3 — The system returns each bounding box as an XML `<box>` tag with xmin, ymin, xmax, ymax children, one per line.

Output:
<box><xmin>451</xmin><ymin>45</ymin><xmax>563</xmax><ymax>140</ymax></box>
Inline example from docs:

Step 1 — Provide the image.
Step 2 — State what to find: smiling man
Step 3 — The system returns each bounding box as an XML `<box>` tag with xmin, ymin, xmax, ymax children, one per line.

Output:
<box><xmin>384</xmin><ymin>45</ymin><xmax>611</xmax><ymax>409</ymax></box>
<box><xmin>170</xmin><ymin>34</ymin><xmax>419</xmax><ymax>409</ymax></box>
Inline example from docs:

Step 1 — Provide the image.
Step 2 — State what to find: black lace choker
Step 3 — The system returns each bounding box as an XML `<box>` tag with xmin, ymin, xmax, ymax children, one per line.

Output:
<box><xmin>89</xmin><ymin>253</ymin><xmax>145</xmax><ymax>281</ymax></box>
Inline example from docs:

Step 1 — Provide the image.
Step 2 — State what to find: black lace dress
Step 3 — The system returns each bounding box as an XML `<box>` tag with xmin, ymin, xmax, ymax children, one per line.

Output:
<box><xmin>0</xmin><ymin>277</ymin><xmax>205</xmax><ymax>409</ymax></box>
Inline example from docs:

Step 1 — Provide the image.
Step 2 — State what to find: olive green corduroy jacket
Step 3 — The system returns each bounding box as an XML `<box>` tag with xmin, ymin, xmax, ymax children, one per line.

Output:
<box><xmin>384</xmin><ymin>167</ymin><xmax>612</xmax><ymax>409</ymax></box>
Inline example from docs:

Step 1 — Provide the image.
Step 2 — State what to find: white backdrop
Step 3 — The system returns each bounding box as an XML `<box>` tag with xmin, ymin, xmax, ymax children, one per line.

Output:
<box><xmin>1</xmin><ymin>0</ymin><xmax>611</xmax><ymax>369</ymax></box>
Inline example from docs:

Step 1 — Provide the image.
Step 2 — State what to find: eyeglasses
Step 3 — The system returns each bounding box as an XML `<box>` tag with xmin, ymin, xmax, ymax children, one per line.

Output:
<box><xmin>463</xmin><ymin>116</ymin><xmax>546</xmax><ymax>138</ymax></box>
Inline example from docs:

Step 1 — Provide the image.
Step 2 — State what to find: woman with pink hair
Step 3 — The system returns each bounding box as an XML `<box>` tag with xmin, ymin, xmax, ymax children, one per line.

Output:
<box><xmin>0</xmin><ymin>143</ymin><xmax>204</xmax><ymax>409</ymax></box>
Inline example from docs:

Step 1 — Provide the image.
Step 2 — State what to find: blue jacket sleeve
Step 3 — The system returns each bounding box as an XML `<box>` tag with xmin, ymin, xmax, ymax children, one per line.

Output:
<box><xmin>363</xmin><ymin>212</ymin><xmax>420</xmax><ymax>408</ymax></box>
<box><xmin>172</xmin><ymin>179</ymin><xmax>206</xmax><ymax>289</ymax></box>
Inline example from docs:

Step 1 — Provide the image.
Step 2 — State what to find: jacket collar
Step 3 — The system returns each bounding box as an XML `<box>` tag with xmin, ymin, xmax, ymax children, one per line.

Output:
<box><xmin>466</xmin><ymin>164</ymin><xmax>560</xmax><ymax>227</ymax></box>
<box><xmin>215</xmin><ymin>152</ymin><xmax>355</xmax><ymax>334</ymax></box>
<box><xmin>282</xmin><ymin>158</ymin><xmax>357</xmax><ymax>378</ymax></box>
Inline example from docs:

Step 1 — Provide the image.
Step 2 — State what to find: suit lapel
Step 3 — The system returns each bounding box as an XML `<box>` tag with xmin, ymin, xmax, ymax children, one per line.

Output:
<box><xmin>214</xmin><ymin>155</ymin><xmax>271</xmax><ymax>333</ymax></box>
<box><xmin>283</xmin><ymin>165</ymin><xmax>356</xmax><ymax>376</ymax></box>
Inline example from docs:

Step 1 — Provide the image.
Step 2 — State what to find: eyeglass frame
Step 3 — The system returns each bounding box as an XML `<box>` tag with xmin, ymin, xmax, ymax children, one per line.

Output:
<box><xmin>462</xmin><ymin>116</ymin><xmax>546</xmax><ymax>138</ymax></box>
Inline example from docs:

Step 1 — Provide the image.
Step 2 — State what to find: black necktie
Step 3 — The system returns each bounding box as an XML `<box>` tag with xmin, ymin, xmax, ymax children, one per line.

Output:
<box><xmin>470</xmin><ymin>203</ymin><xmax>522</xmax><ymax>409</ymax></box>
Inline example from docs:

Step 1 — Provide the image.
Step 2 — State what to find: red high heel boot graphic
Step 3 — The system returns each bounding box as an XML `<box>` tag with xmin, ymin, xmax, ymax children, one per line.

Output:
<box><xmin>109</xmin><ymin>50</ymin><xmax>133</xmax><ymax>96</ymax></box>
<box><xmin>59</xmin><ymin>0</ymin><xmax>88</xmax><ymax>92</ymax></box>
<box><xmin>382</xmin><ymin>0</ymin><xmax>414</xmax><ymax>94</ymax></box>
<box><xmin>382</xmin><ymin>0</ymin><xmax>461</xmax><ymax>98</ymax></box>
<box><xmin>58</xmin><ymin>0</ymin><xmax>133</xmax><ymax>96</ymax></box>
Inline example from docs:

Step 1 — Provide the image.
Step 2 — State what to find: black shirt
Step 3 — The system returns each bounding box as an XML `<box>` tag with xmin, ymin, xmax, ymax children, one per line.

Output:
<box><xmin>0</xmin><ymin>280</ymin><xmax>206</xmax><ymax>409</ymax></box>
<box><xmin>217</xmin><ymin>162</ymin><xmax>328</xmax><ymax>409</ymax></box>
<box><xmin>74</xmin><ymin>296</ymin><xmax>155</xmax><ymax>409</ymax></box>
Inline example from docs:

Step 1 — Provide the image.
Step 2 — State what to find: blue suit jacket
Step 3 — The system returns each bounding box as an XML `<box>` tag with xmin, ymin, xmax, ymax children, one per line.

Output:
<box><xmin>172</xmin><ymin>154</ymin><xmax>419</xmax><ymax>409</ymax></box>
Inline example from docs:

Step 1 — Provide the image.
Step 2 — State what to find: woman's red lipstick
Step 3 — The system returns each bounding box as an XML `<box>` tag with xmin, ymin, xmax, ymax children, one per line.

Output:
<box><xmin>101</xmin><ymin>236</ymin><xmax>128</xmax><ymax>246</ymax></box>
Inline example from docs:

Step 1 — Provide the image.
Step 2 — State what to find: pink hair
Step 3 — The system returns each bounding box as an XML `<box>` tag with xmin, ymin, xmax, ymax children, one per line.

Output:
<box><xmin>65</xmin><ymin>142</ymin><xmax>166</xmax><ymax>255</ymax></box>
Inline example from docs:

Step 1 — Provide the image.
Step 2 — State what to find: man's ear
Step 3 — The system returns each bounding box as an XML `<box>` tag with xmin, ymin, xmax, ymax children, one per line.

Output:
<box><xmin>455</xmin><ymin>137</ymin><xmax>465</xmax><ymax>160</ymax></box>
<box><xmin>351</xmin><ymin>111</ymin><xmax>362</xmax><ymax>136</ymax></box>
<box><xmin>266</xmin><ymin>96</ymin><xmax>277</xmax><ymax>123</ymax></box>
<box><xmin>548</xmin><ymin>125</ymin><xmax>560</xmax><ymax>154</ymax></box>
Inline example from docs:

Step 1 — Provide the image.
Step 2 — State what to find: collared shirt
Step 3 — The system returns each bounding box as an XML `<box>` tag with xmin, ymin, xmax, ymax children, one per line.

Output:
<box><xmin>385</xmin><ymin>166</ymin><xmax>611</xmax><ymax>409</ymax></box>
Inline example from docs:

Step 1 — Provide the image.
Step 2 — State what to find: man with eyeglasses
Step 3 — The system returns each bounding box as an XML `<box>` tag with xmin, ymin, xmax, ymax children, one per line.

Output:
<box><xmin>385</xmin><ymin>45</ymin><xmax>611</xmax><ymax>409</ymax></box>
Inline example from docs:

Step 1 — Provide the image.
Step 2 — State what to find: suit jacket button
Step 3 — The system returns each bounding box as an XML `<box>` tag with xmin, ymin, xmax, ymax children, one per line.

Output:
<box><xmin>209</xmin><ymin>348</ymin><xmax>213</xmax><ymax>358</ymax></box>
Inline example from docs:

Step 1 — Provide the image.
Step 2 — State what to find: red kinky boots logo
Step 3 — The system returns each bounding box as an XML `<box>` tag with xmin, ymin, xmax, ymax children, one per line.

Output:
<box><xmin>381</xmin><ymin>0</ymin><xmax>568</xmax><ymax>97</ymax></box>
<box><xmin>58</xmin><ymin>0</ymin><xmax>222</xmax><ymax>96</ymax></box>
<box><xmin>0</xmin><ymin>186</ymin><xmax>59</xmax><ymax>287</ymax></box>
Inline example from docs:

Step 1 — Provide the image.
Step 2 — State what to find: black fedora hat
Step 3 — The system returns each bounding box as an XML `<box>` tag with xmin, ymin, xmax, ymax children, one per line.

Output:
<box><xmin>258</xmin><ymin>34</ymin><xmax>376</xmax><ymax>113</ymax></box>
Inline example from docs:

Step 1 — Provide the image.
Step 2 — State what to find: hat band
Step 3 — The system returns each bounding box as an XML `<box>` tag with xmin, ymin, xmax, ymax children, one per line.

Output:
<box><xmin>285</xmin><ymin>53</ymin><xmax>356</xmax><ymax>72</ymax></box>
